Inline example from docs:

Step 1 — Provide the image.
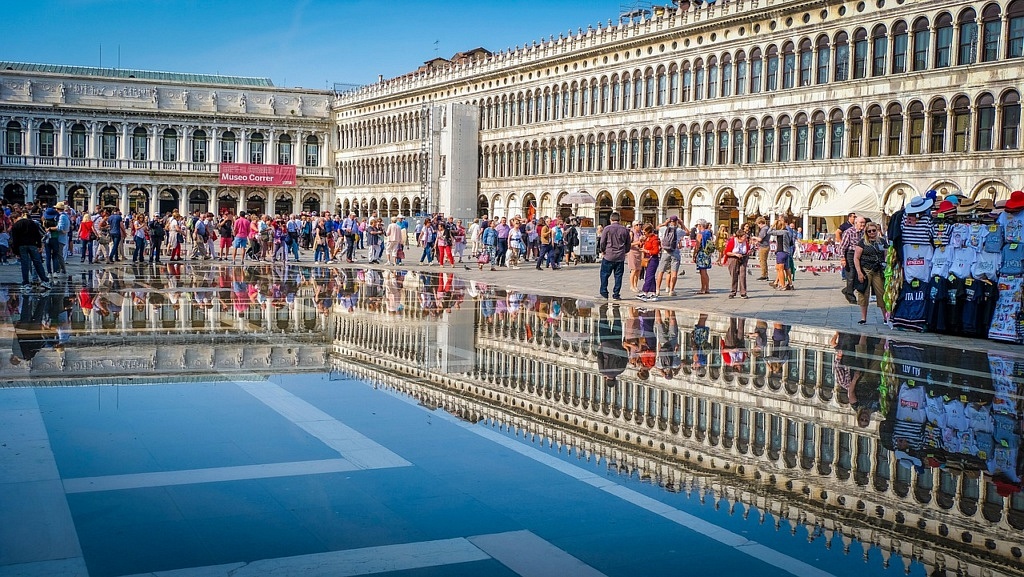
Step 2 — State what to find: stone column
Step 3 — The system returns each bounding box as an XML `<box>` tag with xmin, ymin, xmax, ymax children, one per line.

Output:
<box><xmin>88</xmin><ymin>183</ymin><xmax>98</xmax><ymax>212</ymax></box>
<box><xmin>121</xmin><ymin>123</ymin><xmax>130</xmax><ymax>160</ymax></box>
<box><xmin>23</xmin><ymin>118</ymin><xmax>34</xmax><ymax>158</ymax></box>
<box><xmin>120</xmin><ymin>184</ymin><xmax>129</xmax><ymax>218</ymax></box>
<box><xmin>210</xmin><ymin>128</ymin><xmax>219</xmax><ymax>165</ymax></box>
<box><xmin>238</xmin><ymin>129</ymin><xmax>248</xmax><ymax>164</ymax></box>
<box><xmin>149</xmin><ymin>125</ymin><xmax>160</xmax><ymax>163</ymax></box>
<box><xmin>57</xmin><ymin>120</ymin><xmax>67</xmax><ymax>158</ymax></box>
<box><xmin>89</xmin><ymin>122</ymin><xmax>98</xmax><ymax>159</ymax></box>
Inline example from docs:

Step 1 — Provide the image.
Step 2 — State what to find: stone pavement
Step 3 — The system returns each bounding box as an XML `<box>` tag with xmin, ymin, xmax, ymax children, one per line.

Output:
<box><xmin>2</xmin><ymin>243</ymin><xmax>1021</xmax><ymax>357</ymax></box>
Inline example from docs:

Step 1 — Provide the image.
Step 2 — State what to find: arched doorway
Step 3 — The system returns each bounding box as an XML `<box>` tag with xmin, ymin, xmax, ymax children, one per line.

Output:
<box><xmin>412</xmin><ymin>197</ymin><xmax>423</xmax><ymax>216</ymax></box>
<box><xmin>158</xmin><ymin>189</ymin><xmax>179</xmax><ymax>215</ymax></box>
<box><xmin>189</xmin><ymin>190</ymin><xmax>209</xmax><ymax>214</ymax></box>
<box><xmin>245</xmin><ymin>193</ymin><xmax>265</xmax><ymax>215</ymax></box>
<box><xmin>3</xmin><ymin>183</ymin><xmax>25</xmax><ymax>205</ymax></box>
<box><xmin>717</xmin><ymin>189</ymin><xmax>739</xmax><ymax>231</ymax></box>
<box><xmin>218</xmin><ymin>191</ymin><xmax>238</xmax><ymax>215</ymax></box>
<box><xmin>401</xmin><ymin>198</ymin><xmax>411</xmax><ymax>216</ymax></box>
<box><xmin>389</xmin><ymin>198</ymin><xmax>400</xmax><ymax>216</ymax></box>
<box><xmin>360</xmin><ymin>199</ymin><xmax>369</xmax><ymax>217</ymax></box>
<box><xmin>35</xmin><ymin>184</ymin><xmax>58</xmax><ymax>207</ymax></box>
<box><xmin>274</xmin><ymin>193</ymin><xmax>293</xmax><ymax>216</ymax></box>
<box><xmin>522</xmin><ymin>193</ymin><xmax>537</xmax><ymax>220</ymax></box>
<box><xmin>69</xmin><ymin>186</ymin><xmax>89</xmax><ymax>212</ymax></box>
<box><xmin>639</xmin><ymin>189</ymin><xmax>659</xmax><ymax>225</ymax></box>
<box><xmin>99</xmin><ymin>187</ymin><xmax>119</xmax><ymax>210</ymax></box>
<box><xmin>664</xmin><ymin>189</ymin><xmax>683</xmax><ymax>222</ymax></box>
<box><xmin>596</xmin><ymin>191</ymin><xmax>613</xmax><ymax>225</ymax></box>
<box><xmin>617</xmin><ymin>190</ymin><xmax>636</xmax><ymax>224</ymax></box>
<box><xmin>301</xmin><ymin>193</ymin><xmax>321</xmax><ymax>214</ymax></box>
<box><xmin>369</xmin><ymin>198</ymin><xmax>378</xmax><ymax>217</ymax></box>
<box><xmin>129</xmin><ymin>188</ymin><xmax>150</xmax><ymax>215</ymax></box>
<box><xmin>477</xmin><ymin>195</ymin><xmax>490</xmax><ymax>218</ymax></box>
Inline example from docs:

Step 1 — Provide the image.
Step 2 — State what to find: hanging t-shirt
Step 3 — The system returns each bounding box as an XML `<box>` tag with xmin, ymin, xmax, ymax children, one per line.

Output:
<box><xmin>964</xmin><ymin>223</ymin><xmax>989</xmax><ymax>252</ymax></box>
<box><xmin>893</xmin><ymin>279</ymin><xmax>929</xmax><ymax>332</ymax></box>
<box><xmin>925</xmin><ymin>395</ymin><xmax>947</xmax><ymax>428</ymax></box>
<box><xmin>896</xmin><ymin>384</ymin><xmax>928</xmax><ymax>423</ymax></box>
<box><xmin>972</xmin><ymin>250</ymin><xmax>1002</xmax><ymax>280</ymax></box>
<box><xmin>902</xmin><ymin>213</ymin><xmax>935</xmax><ymax>245</ymax></box>
<box><xmin>933</xmin><ymin>220</ymin><xmax>956</xmax><ymax>247</ymax></box>
<box><xmin>982</xmin><ymin>223</ymin><xmax>1005</xmax><ymax>253</ymax></box>
<box><xmin>948</xmin><ymin>246</ymin><xmax>976</xmax><ymax>279</ymax></box>
<box><xmin>966</xmin><ymin>403</ymin><xmax>994</xmax><ymax>434</ymax></box>
<box><xmin>930</xmin><ymin>245</ymin><xmax>953</xmax><ymax>278</ymax></box>
<box><xmin>926</xmin><ymin>275</ymin><xmax>949</xmax><ymax>333</ymax></box>
<box><xmin>902</xmin><ymin>243</ymin><xmax>934</xmax><ymax>282</ymax></box>
<box><xmin>947</xmin><ymin>222</ymin><xmax>971</xmax><ymax>248</ymax></box>
<box><xmin>945</xmin><ymin>276</ymin><xmax>967</xmax><ymax>334</ymax></box>
<box><xmin>962</xmin><ymin>278</ymin><xmax>986</xmax><ymax>336</ymax></box>
<box><xmin>943</xmin><ymin>399</ymin><xmax>969</xmax><ymax>431</ymax></box>
<box><xmin>1000</xmin><ymin>241</ymin><xmax>1024</xmax><ymax>275</ymax></box>
<box><xmin>998</xmin><ymin>210</ymin><xmax>1024</xmax><ymax>243</ymax></box>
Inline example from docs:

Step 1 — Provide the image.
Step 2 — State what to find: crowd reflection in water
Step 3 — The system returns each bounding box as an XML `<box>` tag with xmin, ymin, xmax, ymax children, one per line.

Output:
<box><xmin>2</xmin><ymin>265</ymin><xmax>1022</xmax><ymax>496</ymax></box>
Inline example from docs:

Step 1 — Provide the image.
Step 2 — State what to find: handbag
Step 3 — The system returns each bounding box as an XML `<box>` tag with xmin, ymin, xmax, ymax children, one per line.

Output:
<box><xmin>640</xmin><ymin>255</ymin><xmax>650</xmax><ymax>269</ymax></box>
<box><xmin>478</xmin><ymin>251</ymin><xmax>490</xmax><ymax>264</ymax></box>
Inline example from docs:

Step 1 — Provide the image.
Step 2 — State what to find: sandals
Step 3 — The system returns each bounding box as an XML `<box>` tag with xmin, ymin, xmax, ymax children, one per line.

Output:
<box><xmin>857</xmin><ymin>320</ymin><xmax>867</xmax><ymax>324</ymax></box>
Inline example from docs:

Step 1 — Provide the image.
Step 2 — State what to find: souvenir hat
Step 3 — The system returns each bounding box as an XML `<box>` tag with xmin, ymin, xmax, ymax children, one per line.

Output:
<box><xmin>974</xmin><ymin>198</ymin><xmax>994</xmax><ymax>211</ymax></box>
<box><xmin>945</xmin><ymin>191</ymin><xmax>966</xmax><ymax>204</ymax></box>
<box><xmin>1005</xmin><ymin>190</ymin><xmax>1024</xmax><ymax>212</ymax></box>
<box><xmin>991</xmin><ymin>198</ymin><xmax>1008</xmax><ymax>216</ymax></box>
<box><xmin>905</xmin><ymin>196</ymin><xmax>934</xmax><ymax>215</ymax></box>
<box><xmin>43</xmin><ymin>207</ymin><xmax>59</xmax><ymax>219</ymax></box>
<box><xmin>936</xmin><ymin>200</ymin><xmax>956</xmax><ymax>215</ymax></box>
<box><xmin>54</xmin><ymin>201</ymin><xmax>66</xmax><ymax>210</ymax></box>
<box><xmin>955</xmin><ymin>198</ymin><xmax>979</xmax><ymax>215</ymax></box>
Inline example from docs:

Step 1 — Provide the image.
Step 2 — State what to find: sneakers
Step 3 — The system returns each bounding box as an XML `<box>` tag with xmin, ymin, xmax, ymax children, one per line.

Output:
<box><xmin>39</xmin><ymin>281</ymin><xmax>52</xmax><ymax>290</ymax></box>
<box><xmin>20</xmin><ymin>284</ymin><xmax>32</xmax><ymax>293</ymax></box>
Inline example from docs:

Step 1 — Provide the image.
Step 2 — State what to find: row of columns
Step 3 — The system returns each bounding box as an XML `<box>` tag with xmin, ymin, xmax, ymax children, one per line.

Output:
<box><xmin>1</xmin><ymin>118</ymin><xmax>326</xmax><ymax>167</ymax></box>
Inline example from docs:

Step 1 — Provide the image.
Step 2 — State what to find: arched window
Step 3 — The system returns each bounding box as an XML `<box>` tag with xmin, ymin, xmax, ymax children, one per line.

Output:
<box><xmin>703</xmin><ymin>122</ymin><xmax>715</xmax><ymax>166</ymax></box>
<box><xmin>38</xmin><ymin>122</ymin><xmax>54</xmax><ymax>157</ymax></box>
<box><xmin>731</xmin><ymin>119</ymin><xmax>743</xmax><ymax>164</ymax></box>
<box><xmin>653</xmin><ymin>129</ymin><xmax>664</xmax><ymax>168</ymax></box>
<box><xmin>70</xmin><ymin>121</ymin><xmax>87</xmax><ymax>157</ymax></box>
<box><xmin>717</xmin><ymin>120</ymin><xmax>729</xmax><ymax>164</ymax></box>
<box><xmin>610</xmin><ymin>75</ymin><xmax>620</xmax><ymax>111</ymax></box>
<box><xmin>913</xmin><ymin>17</ymin><xmax>931</xmax><ymax>70</ymax></box>
<box><xmin>707</xmin><ymin>57</ymin><xmax>719</xmax><ymax>99</ymax></box>
<box><xmin>891</xmin><ymin>21</ymin><xmax>909</xmax><ymax>73</ymax></box>
<box><xmin>220</xmin><ymin>130</ymin><xmax>236</xmax><ymax>163</ymax></box>
<box><xmin>680</xmin><ymin>64</ymin><xmax>691</xmax><ymax>103</ymax></box>
<box><xmin>623</xmin><ymin>75</ymin><xmax>633</xmax><ymax>110</ymax></box>
<box><xmin>101</xmin><ymin>125</ymin><xmax>118</xmax><ymax>160</ymax></box>
<box><xmin>630</xmin><ymin>130</ymin><xmax>641</xmax><ymax>169</ymax></box>
<box><xmin>935</xmin><ymin>12</ymin><xmax>954</xmax><ymax>68</ymax></box>
<box><xmin>958</xmin><ymin>8</ymin><xmax>978</xmax><ymax>65</ymax></box>
<box><xmin>812</xmin><ymin>111</ymin><xmax>827</xmax><ymax>160</ymax></box>
<box><xmin>305</xmin><ymin>135</ymin><xmax>320</xmax><ymax>166</ymax></box>
<box><xmin>645</xmin><ymin>69</ymin><xmax>657</xmax><ymax>107</ymax></box>
<box><xmin>834</xmin><ymin>32</ymin><xmax>850</xmax><ymax>81</ymax></box>
<box><xmin>665</xmin><ymin>128</ymin><xmax>676</xmax><ymax>167</ymax></box>
<box><xmin>766</xmin><ymin>45</ymin><xmax>780</xmax><ymax>91</ymax></box>
<box><xmin>721</xmin><ymin>54</ymin><xmax>733</xmax><ymax>97</ymax></box>
<box><xmin>815</xmin><ymin>35</ymin><xmax>830</xmax><ymax>84</ymax></box>
<box><xmin>736</xmin><ymin>51</ymin><xmax>748</xmax><ymax>95</ymax></box>
<box><xmin>778</xmin><ymin>115</ymin><xmax>792</xmax><ymax>161</ymax></box>
<box><xmin>249</xmin><ymin>132</ymin><xmax>265</xmax><ymax>164</ymax></box>
<box><xmin>656</xmin><ymin>68</ymin><xmax>667</xmax><ymax>105</ymax></box>
<box><xmin>867</xmin><ymin>105</ymin><xmax>883</xmax><ymax>156</ymax></box>
<box><xmin>693</xmin><ymin>59</ymin><xmax>705</xmax><ymax>101</ymax></box>
<box><xmin>798</xmin><ymin>39</ymin><xmax>813</xmax><ymax>86</ymax></box>
<box><xmin>746</xmin><ymin>118</ymin><xmax>759</xmax><ymax>163</ymax></box>
<box><xmin>829</xmin><ymin>109</ymin><xmax>845</xmax><ymax>159</ymax></box>
<box><xmin>750</xmin><ymin>48</ymin><xmax>763</xmax><ymax>93</ymax></box>
<box><xmin>277</xmin><ymin>134</ymin><xmax>292</xmax><ymax>165</ymax></box>
<box><xmin>930</xmin><ymin>98</ymin><xmax>948</xmax><ymax>153</ymax></box>
<box><xmin>690</xmin><ymin>125</ymin><xmax>702</xmax><ymax>165</ymax></box>
<box><xmin>952</xmin><ymin>96</ymin><xmax>970</xmax><ymax>152</ymax></box>
<box><xmin>982</xmin><ymin>4</ymin><xmax>1001</xmax><ymax>62</ymax></box>
<box><xmin>975</xmin><ymin>93</ymin><xmax>995</xmax><ymax>151</ymax></box>
<box><xmin>5</xmin><ymin>121</ymin><xmax>21</xmax><ymax>156</ymax></box>
<box><xmin>887</xmin><ymin>103</ymin><xmax>904</xmax><ymax>155</ymax></box>
<box><xmin>130</xmin><ymin>126</ymin><xmax>147</xmax><ymax>161</ymax></box>
<box><xmin>1010</xmin><ymin>0</ymin><xmax>1024</xmax><ymax>58</ymax></box>
<box><xmin>633</xmin><ymin>72</ymin><xmax>644</xmax><ymax>109</ymax></box>
<box><xmin>907</xmin><ymin>101</ymin><xmax>926</xmax><ymax>154</ymax></box>
<box><xmin>191</xmin><ymin>129</ymin><xmax>207</xmax><ymax>163</ymax></box>
<box><xmin>668</xmin><ymin>66</ymin><xmax>679</xmax><ymax>104</ymax></box>
<box><xmin>1001</xmin><ymin>90</ymin><xmax>1021</xmax><ymax>149</ymax></box>
<box><xmin>762</xmin><ymin>117</ymin><xmax>775</xmax><ymax>163</ymax></box>
<box><xmin>782</xmin><ymin>42</ymin><xmax>796</xmax><ymax>89</ymax></box>
<box><xmin>848</xmin><ymin>107</ymin><xmax>863</xmax><ymax>158</ymax></box>
<box><xmin>853</xmin><ymin>28</ymin><xmax>869</xmax><ymax>79</ymax></box>
<box><xmin>872</xmin><ymin>24</ymin><xmax>888</xmax><ymax>76</ymax></box>
<box><xmin>794</xmin><ymin>113</ymin><xmax>809</xmax><ymax>161</ymax></box>
<box><xmin>161</xmin><ymin>127</ymin><xmax>178</xmax><ymax>161</ymax></box>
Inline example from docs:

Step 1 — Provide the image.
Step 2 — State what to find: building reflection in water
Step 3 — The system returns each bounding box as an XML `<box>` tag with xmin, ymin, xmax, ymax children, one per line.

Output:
<box><xmin>328</xmin><ymin>269</ymin><xmax>1024</xmax><ymax>577</ymax></box>
<box><xmin>2</xmin><ymin>265</ymin><xmax>1022</xmax><ymax>576</ymax></box>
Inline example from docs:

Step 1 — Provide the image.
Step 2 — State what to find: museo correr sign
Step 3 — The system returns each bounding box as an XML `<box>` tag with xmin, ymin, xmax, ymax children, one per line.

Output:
<box><xmin>219</xmin><ymin>163</ymin><xmax>297</xmax><ymax>187</ymax></box>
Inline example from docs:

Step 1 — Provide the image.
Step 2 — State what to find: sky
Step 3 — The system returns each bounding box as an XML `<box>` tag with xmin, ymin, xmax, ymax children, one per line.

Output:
<box><xmin>2</xmin><ymin>0</ymin><xmax>626</xmax><ymax>90</ymax></box>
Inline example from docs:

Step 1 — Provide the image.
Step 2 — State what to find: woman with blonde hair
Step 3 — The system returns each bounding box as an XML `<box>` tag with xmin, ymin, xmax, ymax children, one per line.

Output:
<box><xmin>769</xmin><ymin>218</ymin><xmax>794</xmax><ymax>290</ymax></box>
<box><xmin>627</xmin><ymin>222</ymin><xmax>644</xmax><ymax>292</ymax></box>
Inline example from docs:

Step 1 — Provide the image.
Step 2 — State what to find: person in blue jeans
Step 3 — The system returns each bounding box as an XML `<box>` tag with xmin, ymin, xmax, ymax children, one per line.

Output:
<box><xmin>10</xmin><ymin>212</ymin><xmax>51</xmax><ymax>291</ymax></box>
<box><xmin>419</xmin><ymin>220</ymin><xmax>436</xmax><ymax>264</ymax></box>
<box><xmin>596</xmin><ymin>212</ymin><xmax>631</xmax><ymax>300</ymax></box>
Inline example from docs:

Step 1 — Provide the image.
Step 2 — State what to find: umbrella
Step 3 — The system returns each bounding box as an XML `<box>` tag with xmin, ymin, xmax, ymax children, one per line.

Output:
<box><xmin>562</xmin><ymin>191</ymin><xmax>596</xmax><ymax>205</ymax></box>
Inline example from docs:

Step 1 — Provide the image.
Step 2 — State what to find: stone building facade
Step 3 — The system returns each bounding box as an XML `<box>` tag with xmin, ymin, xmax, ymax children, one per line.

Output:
<box><xmin>0</xmin><ymin>63</ymin><xmax>334</xmax><ymax>216</ymax></box>
<box><xmin>334</xmin><ymin>0</ymin><xmax>1024</xmax><ymax>234</ymax></box>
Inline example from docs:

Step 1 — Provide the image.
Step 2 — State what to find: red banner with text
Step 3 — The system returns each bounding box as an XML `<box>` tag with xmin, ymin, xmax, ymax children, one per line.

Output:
<box><xmin>219</xmin><ymin>163</ymin><xmax>296</xmax><ymax>187</ymax></box>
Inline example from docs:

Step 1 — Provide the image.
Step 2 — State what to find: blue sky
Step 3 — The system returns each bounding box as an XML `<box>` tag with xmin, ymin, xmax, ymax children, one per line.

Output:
<box><xmin>2</xmin><ymin>0</ymin><xmax>622</xmax><ymax>89</ymax></box>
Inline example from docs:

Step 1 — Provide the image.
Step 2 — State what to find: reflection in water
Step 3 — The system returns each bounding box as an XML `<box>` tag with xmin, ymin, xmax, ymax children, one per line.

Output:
<box><xmin>2</xmin><ymin>264</ymin><xmax>1023</xmax><ymax>576</ymax></box>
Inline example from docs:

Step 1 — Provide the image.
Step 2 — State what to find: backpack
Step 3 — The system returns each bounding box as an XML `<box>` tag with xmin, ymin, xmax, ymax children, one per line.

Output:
<box><xmin>660</xmin><ymin>227</ymin><xmax>678</xmax><ymax>251</ymax></box>
<box><xmin>553</xmin><ymin>227</ymin><xmax>563</xmax><ymax>243</ymax></box>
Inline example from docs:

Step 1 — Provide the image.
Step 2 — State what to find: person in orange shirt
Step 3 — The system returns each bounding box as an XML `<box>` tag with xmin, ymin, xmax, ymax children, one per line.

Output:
<box><xmin>638</xmin><ymin>223</ymin><xmax>661</xmax><ymax>302</ymax></box>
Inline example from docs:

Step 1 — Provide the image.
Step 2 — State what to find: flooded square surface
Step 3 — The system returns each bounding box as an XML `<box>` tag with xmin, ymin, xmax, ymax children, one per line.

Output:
<box><xmin>1</xmin><ymin>264</ymin><xmax>1022</xmax><ymax>577</ymax></box>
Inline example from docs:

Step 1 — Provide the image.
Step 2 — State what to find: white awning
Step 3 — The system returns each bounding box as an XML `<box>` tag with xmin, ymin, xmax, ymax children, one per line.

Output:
<box><xmin>808</xmin><ymin>184</ymin><xmax>882</xmax><ymax>223</ymax></box>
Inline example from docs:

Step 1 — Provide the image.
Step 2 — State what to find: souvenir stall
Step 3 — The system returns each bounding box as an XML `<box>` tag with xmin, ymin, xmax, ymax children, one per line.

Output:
<box><xmin>888</xmin><ymin>190</ymin><xmax>1024</xmax><ymax>343</ymax></box>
